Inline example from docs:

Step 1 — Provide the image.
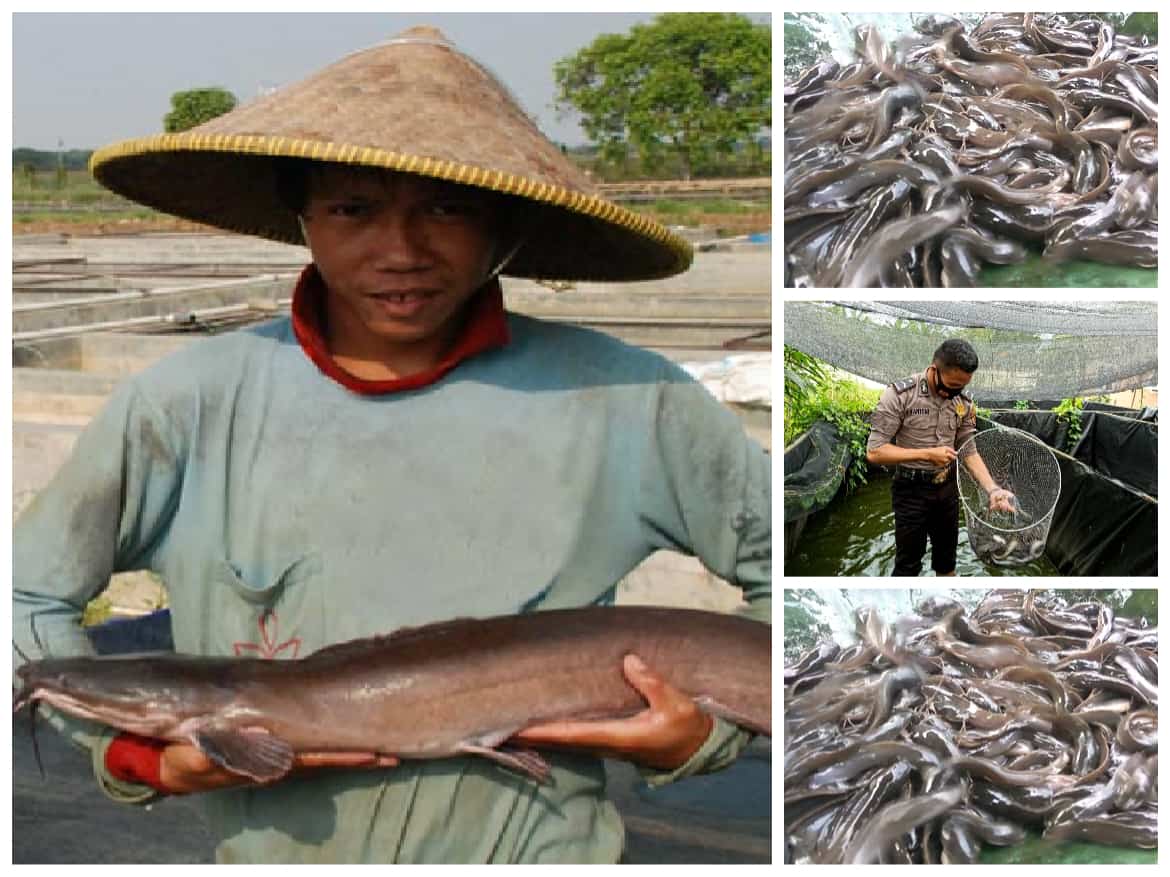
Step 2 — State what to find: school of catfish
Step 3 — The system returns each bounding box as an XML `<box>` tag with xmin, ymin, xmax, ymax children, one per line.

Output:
<box><xmin>784</xmin><ymin>13</ymin><xmax>1157</xmax><ymax>287</ymax></box>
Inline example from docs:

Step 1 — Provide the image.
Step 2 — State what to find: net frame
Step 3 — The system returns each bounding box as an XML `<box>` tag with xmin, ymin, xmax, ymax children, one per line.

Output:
<box><xmin>957</xmin><ymin>425</ymin><xmax>1062</xmax><ymax>566</ymax></box>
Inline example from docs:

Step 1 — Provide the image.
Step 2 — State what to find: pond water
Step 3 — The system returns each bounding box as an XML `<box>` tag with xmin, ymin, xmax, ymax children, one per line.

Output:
<box><xmin>785</xmin><ymin>473</ymin><xmax>1060</xmax><ymax>577</ymax></box>
<box><xmin>781</xmin><ymin>586</ymin><xmax>1158</xmax><ymax>864</ymax></box>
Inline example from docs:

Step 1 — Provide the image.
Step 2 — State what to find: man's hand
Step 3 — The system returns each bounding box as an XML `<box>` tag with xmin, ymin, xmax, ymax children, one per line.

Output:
<box><xmin>988</xmin><ymin>487</ymin><xmax>1017</xmax><ymax>513</ymax></box>
<box><xmin>922</xmin><ymin>446</ymin><xmax>958</xmax><ymax>467</ymax></box>
<box><xmin>159</xmin><ymin>744</ymin><xmax>398</xmax><ymax>795</ymax></box>
<box><xmin>510</xmin><ymin>654</ymin><xmax>714</xmax><ymax>771</ymax></box>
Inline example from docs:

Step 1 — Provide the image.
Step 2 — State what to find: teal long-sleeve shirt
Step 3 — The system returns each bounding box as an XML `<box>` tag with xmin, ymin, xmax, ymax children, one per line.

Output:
<box><xmin>13</xmin><ymin>312</ymin><xmax>771</xmax><ymax>863</ymax></box>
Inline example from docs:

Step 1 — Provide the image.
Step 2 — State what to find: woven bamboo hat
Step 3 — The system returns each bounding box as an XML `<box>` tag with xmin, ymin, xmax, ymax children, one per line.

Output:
<box><xmin>90</xmin><ymin>26</ymin><xmax>692</xmax><ymax>282</ymax></box>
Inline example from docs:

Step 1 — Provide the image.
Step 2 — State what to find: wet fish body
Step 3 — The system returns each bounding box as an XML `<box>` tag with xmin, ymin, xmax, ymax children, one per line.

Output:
<box><xmin>15</xmin><ymin>606</ymin><xmax>771</xmax><ymax>783</ymax></box>
<box><xmin>784</xmin><ymin>592</ymin><xmax>1158</xmax><ymax>863</ymax></box>
<box><xmin>784</xmin><ymin>13</ymin><xmax>1159</xmax><ymax>286</ymax></box>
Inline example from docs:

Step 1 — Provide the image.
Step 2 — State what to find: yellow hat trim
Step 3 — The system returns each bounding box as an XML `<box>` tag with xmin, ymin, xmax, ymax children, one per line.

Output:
<box><xmin>89</xmin><ymin>133</ymin><xmax>694</xmax><ymax>273</ymax></box>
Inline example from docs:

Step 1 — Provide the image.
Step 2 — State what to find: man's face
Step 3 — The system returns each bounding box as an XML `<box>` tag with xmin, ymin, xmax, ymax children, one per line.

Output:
<box><xmin>300</xmin><ymin>167</ymin><xmax>501</xmax><ymax>354</ymax></box>
<box><xmin>931</xmin><ymin>364</ymin><xmax>972</xmax><ymax>399</ymax></box>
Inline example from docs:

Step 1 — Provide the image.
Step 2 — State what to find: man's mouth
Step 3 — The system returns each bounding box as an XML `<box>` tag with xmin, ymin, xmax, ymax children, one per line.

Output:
<box><xmin>373</xmin><ymin>291</ymin><xmax>433</xmax><ymax>303</ymax></box>
<box><xmin>366</xmin><ymin>289</ymin><xmax>439</xmax><ymax>319</ymax></box>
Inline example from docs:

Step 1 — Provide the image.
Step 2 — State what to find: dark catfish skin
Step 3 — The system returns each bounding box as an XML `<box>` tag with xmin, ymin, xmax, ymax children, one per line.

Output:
<box><xmin>15</xmin><ymin>606</ymin><xmax>771</xmax><ymax>783</ymax></box>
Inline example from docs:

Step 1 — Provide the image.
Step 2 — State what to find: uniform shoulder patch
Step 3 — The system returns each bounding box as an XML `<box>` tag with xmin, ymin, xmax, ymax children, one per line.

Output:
<box><xmin>891</xmin><ymin>376</ymin><xmax>917</xmax><ymax>393</ymax></box>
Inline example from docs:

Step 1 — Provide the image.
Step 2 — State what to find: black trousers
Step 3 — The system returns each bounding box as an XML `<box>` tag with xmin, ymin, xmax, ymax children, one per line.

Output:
<box><xmin>891</xmin><ymin>475</ymin><xmax>960</xmax><ymax>576</ymax></box>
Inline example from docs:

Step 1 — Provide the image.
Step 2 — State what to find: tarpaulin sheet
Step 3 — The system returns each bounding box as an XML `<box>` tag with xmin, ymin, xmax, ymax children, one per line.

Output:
<box><xmin>976</xmin><ymin>415</ymin><xmax>1157</xmax><ymax>576</ymax></box>
<box><xmin>1071</xmin><ymin>414</ymin><xmax>1158</xmax><ymax>498</ymax></box>
<box><xmin>784</xmin><ymin>420</ymin><xmax>851</xmax><ymax>559</ymax></box>
<box><xmin>1045</xmin><ymin>451</ymin><xmax>1157</xmax><ymax>576</ymax></box>
<box><xmin>985</xmin><ymin>410</ymin><xmax>1157</xmax><ymax>496</ymax></box>
<box><xmin>784</xmin><ymin>419</ymin><xmax>848</xmax><ymax>524</ymax></box>
<box><xmin>1083</xmin><ymin>402</ymin><xmax>1158</xmax><ymax>421</ymax></box>
<box><xmin>979</xmin><ymin>402</ymin><xmax>1154</xmax><ymax>420</ymax></box>
<box><xmin>984</xmin><ymin>410</ymin><xmax>1070</xmax><ymax>452</ymax></box>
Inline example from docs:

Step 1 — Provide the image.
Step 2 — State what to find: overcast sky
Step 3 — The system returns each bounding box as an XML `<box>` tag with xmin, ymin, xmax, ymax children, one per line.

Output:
<box><xmin>13</xmin><ymin>11</ymin><xmax>770</xmax><ymax>152</ymax></box>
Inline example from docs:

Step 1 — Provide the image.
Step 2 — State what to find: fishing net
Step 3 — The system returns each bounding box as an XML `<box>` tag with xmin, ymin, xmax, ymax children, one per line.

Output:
<box><xmin>783</xmin><ymin>300</ymin><xmax>1157</xmax><ymax>399</ymax></box>
<box><xmin>957</xmin><ymin>426</ymin><xmax>1061</xmax><ymax>567</ymax></box>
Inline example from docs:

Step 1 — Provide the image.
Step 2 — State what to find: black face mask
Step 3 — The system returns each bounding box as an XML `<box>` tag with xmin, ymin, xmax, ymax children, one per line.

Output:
<box><xmin>930</xmin><ymin>366</ymin><xmax>964</xmax><ymax>399</ymax></box>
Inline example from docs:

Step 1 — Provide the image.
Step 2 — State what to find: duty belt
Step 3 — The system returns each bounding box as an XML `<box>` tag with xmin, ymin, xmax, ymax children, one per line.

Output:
<box><xmin>894</xmin><ymin>465</ymin><xmax>954</xmax><ymax>485</ymax></box>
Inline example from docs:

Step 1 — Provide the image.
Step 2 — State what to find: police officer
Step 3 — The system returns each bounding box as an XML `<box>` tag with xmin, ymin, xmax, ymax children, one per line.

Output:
<box><xmin>866</xmin><ymin>339</ymin><xmax>1015</xmax><ymax>576</ymax></box>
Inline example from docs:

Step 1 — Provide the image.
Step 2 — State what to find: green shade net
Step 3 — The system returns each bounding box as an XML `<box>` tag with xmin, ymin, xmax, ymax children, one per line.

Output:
<box><xmin>783</xmin><ymin>300</ymin><xmax>1157</xmax><ymax>400</ymax></box>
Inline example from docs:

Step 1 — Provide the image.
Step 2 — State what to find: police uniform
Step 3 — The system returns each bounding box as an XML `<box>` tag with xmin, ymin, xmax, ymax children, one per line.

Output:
<box><xmin>866</xmin><ymin>371</ymin><xmax>977</xmax><ymax>576</ymax></box>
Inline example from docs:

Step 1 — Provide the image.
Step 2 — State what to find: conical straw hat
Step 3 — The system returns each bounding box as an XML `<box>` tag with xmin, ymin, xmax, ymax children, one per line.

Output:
<box><xmin>90</xmin><ymin>26</ymin><xmax>693</xmax><ymax>282</ymax></box>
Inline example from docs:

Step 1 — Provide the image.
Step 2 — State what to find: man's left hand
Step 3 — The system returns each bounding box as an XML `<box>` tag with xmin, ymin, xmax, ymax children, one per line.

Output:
<box><xmin>511</xmin><ymin>654</ymin><xmax>713</xmax><ymax>771</ymax></box>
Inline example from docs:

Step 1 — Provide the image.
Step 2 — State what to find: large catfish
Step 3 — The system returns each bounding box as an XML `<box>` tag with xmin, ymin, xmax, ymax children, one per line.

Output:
<box><xmin>15</xmin><ymin>606</ymin><xmax>770</xmax><ymax>783</ymax></box>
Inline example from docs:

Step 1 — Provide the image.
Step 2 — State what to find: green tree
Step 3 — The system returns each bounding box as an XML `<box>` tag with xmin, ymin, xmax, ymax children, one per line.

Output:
<box><xmin>164</xmin><ymin>87</ymin><xmax>238</xmax><ymax>133</ymax></box>
<box><xmin>783</xmin><ymin>13</ymin><xmax>832</xmax><ymax>81</ymax></box>
<box><xmin>555</xmin><ymin>13</ymin><xmax>770</xmax><ymax>179</ymax></box>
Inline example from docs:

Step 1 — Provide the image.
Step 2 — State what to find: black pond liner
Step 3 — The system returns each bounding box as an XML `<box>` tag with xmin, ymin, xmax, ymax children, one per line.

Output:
<box><xmin>979</xmin><ymin>412</ymin><xmax>1157</xmax><ymax>576</ymax></box>
<box><xmin>783</xmin><ymin>419</ymin><xmax>850</xmax><ymax>559</ymax></box>
<box><xmin>979</xmin><ymin>400</ymin><xmax>1158</xmax><ymax>422</ymax></box>
<box><xmin>981</xmin><ymin>410</ymin><xmax>1157</xmax><ymax>497</ymax></box>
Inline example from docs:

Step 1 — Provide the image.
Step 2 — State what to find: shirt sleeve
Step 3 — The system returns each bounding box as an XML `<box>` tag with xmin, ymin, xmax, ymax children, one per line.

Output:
<box><xmin>955</xmin><ymin>400</ymin><xmax>978</xmax><ymax>457</ymax></box>
<box><xmin>637</xmin><ymin>717</ymin><xmax>756</xmax><ymax>788</ymax></box>
<box><xmin>866</xmin><ymin>385</ymin><xmax>902</xmax><ymax>451</ymax></box>
<box><xmin>13</xmin><ymin>379</ymin><xmax>185</xmax><ymax>804</ymax></box>
<box><xmin>639</xmin><ymin>361</ymin><xmax>771</xmax><ymax>621</ymax></box>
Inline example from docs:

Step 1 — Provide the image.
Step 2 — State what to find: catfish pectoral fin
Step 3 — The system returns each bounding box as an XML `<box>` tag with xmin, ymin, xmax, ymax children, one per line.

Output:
<box><xmin>456</xmin><ymin>741</ymin><xmax>554</xmax><ymax>784</ymax></box>
<box><xmin>193</xmin><ymin>726</ymin><xmax>296</xmax><ymax>783</ymax></box>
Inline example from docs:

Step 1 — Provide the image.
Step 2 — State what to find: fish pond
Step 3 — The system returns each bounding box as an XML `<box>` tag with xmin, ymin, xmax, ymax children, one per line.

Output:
<box><xmin>784</xmin><ymin>588</ymin><xmax>1158</xmax><ymax>864</ymax></box>
<box><xmin>785</xmin><ymin>473</ymin><xmax>1060</xmax><ymax>576</ymax></box>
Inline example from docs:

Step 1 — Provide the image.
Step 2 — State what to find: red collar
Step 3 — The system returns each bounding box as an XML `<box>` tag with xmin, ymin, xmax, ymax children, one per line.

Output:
<box><xmin>290</xmin><ymin>264</ymin><xmax>510</xmax><ymax>395</ymax></box>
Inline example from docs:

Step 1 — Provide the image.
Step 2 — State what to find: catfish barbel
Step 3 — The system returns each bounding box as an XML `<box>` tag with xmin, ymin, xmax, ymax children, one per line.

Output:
<box><xmin>14</xmin><ymin>606</ymin><xmax>770</xmax><ymax>784</ymax></box>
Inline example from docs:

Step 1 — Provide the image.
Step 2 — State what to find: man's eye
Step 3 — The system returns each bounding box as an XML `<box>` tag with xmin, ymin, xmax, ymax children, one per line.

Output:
<box><xmin>429</xmin><ymin>201</ymin><xmax>479</xmax><ymax>218</ymax></box>
<box><xmin>329</xmin><ymin>203</ymin><xmax>371</xmax><ymax>218</ymax></box>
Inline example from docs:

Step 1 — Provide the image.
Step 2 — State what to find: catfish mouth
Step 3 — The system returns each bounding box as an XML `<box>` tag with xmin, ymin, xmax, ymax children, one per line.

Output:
<box><xmin>14</xmin><ymin>684</ymin><xmax>118</xmax><ymax>725</ymax></box>
<box><xmin>17</xmin><ymin>686</ymin><xmax>180</xmax><ymax>738</ymax></box>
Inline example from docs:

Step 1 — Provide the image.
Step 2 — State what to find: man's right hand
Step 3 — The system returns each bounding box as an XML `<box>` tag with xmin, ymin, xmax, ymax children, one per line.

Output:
<box><xmin>921</xmin><ymin>446</ymin><xmax>958</xmax><ymax>468</ymax></box>
<box><xmin>159</xmin><ymin>742</ymin><xmax>399</xmax><ymax>795</ymax></box>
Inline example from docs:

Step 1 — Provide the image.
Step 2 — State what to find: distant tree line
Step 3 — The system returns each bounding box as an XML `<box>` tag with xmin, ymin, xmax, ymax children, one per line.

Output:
<box><xmin>13</xmin><ymin>148</ymin><xmax>93</xmax><ymax>172</ymax></box>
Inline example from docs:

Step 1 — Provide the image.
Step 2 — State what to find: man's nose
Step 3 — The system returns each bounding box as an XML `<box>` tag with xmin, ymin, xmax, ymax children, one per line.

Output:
<box><xmin>369</xmin><ymin>207</ymin><xmax>431</xmax><ymax>270</ymax></box>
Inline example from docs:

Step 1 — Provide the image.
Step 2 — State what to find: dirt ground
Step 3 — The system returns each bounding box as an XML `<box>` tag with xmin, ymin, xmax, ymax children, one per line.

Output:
<box><xmin>13</xmin><ymin>216</ymin><xmax>219</xmax><ymax>236</ymax></box>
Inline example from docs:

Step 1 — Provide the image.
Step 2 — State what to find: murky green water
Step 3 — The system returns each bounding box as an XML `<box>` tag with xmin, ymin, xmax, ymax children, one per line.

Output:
<box><xmin>980</xmin><ymin>254</ymin><xmax>1157</xmax><ymax>288</ymax></box>
<box><xmin>786</xmin><ymin>473</ymin><xmax>1060</xmax><ymax>577</ymax></box>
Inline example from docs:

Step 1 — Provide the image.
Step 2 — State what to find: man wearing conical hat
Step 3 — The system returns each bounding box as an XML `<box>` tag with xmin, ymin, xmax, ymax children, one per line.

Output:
<box><xmin>13</xmin><ymin>27</ymin><xmax>770</xmax><ymax>863</ymax></box>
